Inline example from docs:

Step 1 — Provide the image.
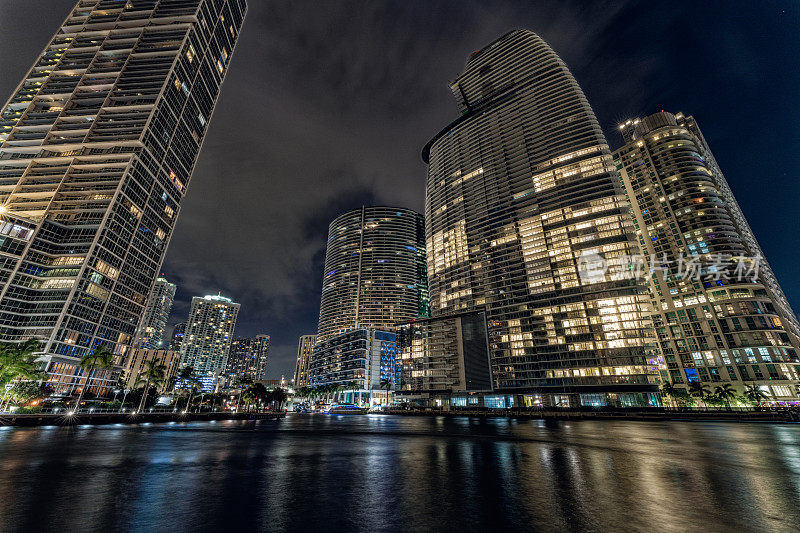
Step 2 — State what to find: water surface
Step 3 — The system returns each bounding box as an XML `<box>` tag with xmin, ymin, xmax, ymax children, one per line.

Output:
<box><xmin>1</xmin><ymin>414</ymin><xmax>799</xmax><ymax>532</ymax></box>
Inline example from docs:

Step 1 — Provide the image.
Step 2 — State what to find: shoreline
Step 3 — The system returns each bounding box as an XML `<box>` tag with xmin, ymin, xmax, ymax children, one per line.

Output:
<box><xmin>0</xmin><ymin>411</ymin><xmax>285</xmax><ymax>427</ymax></box>
<box><xmin>378</xmin><ymin>408</ymin><xmax>799</xmax><ymax>423</ymax></box>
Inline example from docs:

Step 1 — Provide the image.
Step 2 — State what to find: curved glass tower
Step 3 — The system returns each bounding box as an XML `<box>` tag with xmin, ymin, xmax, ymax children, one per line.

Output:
<box><xmin>316</xmin><ymin>206</ymin><xmax>428</xmax><ymax>341</ymax></box>
<box><xmin>423</xmin><ymin>30</ymin><xmax>658</xmax><ymax>405</ymax></box>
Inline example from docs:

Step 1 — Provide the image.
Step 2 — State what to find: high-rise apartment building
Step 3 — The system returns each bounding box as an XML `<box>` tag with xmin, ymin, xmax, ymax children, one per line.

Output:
<box><xmin>0</xmin><ymin>0</ymin><xmax>246</xmax><ymax>394</ymax></box>
<box><xmin>180</xmin><ymin>293</ymin><xmax>239</xmax><ymax>389</ymax></box>
<box><xmin>398</xmin><ymin>311</ymin><xmax>492</xmax><ymax>398</ymax></box>
<box><xmin>293</xmin><ymin>334</ymin><xmax>316</xmax><ymax>388</ymax></box>
<box><xmin>169</xmin><ymin>321</ymin><xmax>186</xmax><ymax>352</ymax></box>
<box><xmin>123</xmin><ymin>347</ymin><xmax>180</xmax><ymax>392</ymax></box>
<box><xmin>134</xmin><ymin>276</ymin><xmax>175</xmax><ymax>349</ymax></box>
<box><xmin>422</xmin><ymin>30</ymin><xmax>659</xmax><ymax>407</ymax></box>
<box><xmin>224</xmin><ymin>334</ymin><xmax>270</xmax><ymax>384</ymax></box>
<box><xmin>316</xmin><ymin>206</ymin><xmax>429</xmax><ymax>341</ymax></box>
<box><xmin>308</xmin><ymin>329</ymin><xmax>398</xmax><ymax>402</ymax></box>
<box><xmin>615</xmin><ymin>111</ymin><xmax>800</xmax><ymax>401</ymax></box>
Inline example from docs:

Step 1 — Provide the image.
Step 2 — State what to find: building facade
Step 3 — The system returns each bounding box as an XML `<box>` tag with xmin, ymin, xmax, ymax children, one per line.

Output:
<box><xmin>422</xmin><ymin>30</ymin><xmax>660</xmax><ymax>407</ymax></box>
<box><xmin>316</xmin><ymin>206</ymin><xmax>429</xmax><ymax>342</ymax></box>
<box><xmin>123</xmin><ymin>347</ymin><xmax>180</xmax><ymax>392</ymax></box>
<box><xmin>308</xmin><ymin>329</ymin><xmax>398</xmax><ymax>401</ymax></box>
<box><xmin>179</xmin><ymin>294</ymin><xmax>239</xmax><ymax>389</ymax></box>
<box><xmin>169</xmin><ymin>321</ymin><xmax>186</xmax><ymax>352</ymax></box>
<box><xmin>293</xmin><ymin>334</ymin><xmax>316</xmax><ymax>388</ymax></box>
<box><xmin>0</xmin><ymin>0</ymin><xmax>246</xmax><ymax>394</ymax></box>
<box><xmin>398</xmin><ymin>311</ymin><xmax>492</xmax><ymax>398</ymax></box>
<box><xmin>134</xmin><ymin>276</ymin><xmax>175</xmax><ymax>349</ymax></box>
<box><xmin>615</xmin><ymin>111</ymin><xmax>800</xmax><ymax>402</ymax></box>
<box><xmin>224</xmin><ymin>334</ymin><xmax>270</xmax><ymax>384</ymax></box>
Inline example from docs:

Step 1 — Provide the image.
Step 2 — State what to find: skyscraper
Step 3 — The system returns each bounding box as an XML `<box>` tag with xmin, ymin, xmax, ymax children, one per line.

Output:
<box><xmin>316</xmin><ymin>206</ymin><xmax>429</xmax><ymax>341</ymax></box>
<box><xmin>308</xmin><ymin>329</ymin><xmax>399</xmax><ymax>403</ymax></box>
<box><xmin>422</xmin><ymin>30</ymin><xmax>658</xmax><ymax>406</ymax></box>
<box><xmin>0</xmin><ymin>0</ymin><xmax>246</xmax><ymax>394</ymax></box>
<box><xmin>134</xmin><ymin>276</ymin><xmax>176</xmax><ymax>349</ymax></box>
<box><xmin>169</xmin><ymin>321</ymin><xmax>186</xmax><ymax>352</ymax></box>
<box><xmin>398</xmin><ymin>311</ymin><xmax>492</xmax><ymax>397</ymax></box>
<box><xmin>225</xmin><ymin>334</ymin><xmax>270</xmax><ymax>384</ymax></box>
<box><xmin>293</xmin><ymin>334</ymin><xmax>316</xmax><ymax>388</ymax></box>
<box><xmin>615</xmin><ymin>111</ymin><xmax>800</xmax><ymax>401</ymax></box>
<box><xmin>180</xmin><ymin>294</ymin><xmax>239</xmax><ymax>390</ymax></box>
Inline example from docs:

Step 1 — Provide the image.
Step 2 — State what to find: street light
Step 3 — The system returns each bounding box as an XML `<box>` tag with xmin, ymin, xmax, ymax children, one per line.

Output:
<box><xmin>1</xmin><ymin>383</ymin><xmax>13</xmax><ymax>412</ymax></box>
<box><xmin>119</xmin><ymin>388</ymin><xmax>130</xmax><ymax>413</ymax></box>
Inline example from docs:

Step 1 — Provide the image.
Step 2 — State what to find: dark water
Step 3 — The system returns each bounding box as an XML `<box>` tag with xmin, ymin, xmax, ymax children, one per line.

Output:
<box><xmin>1</xmin><ymin>415</ymin><xmax>800</xmax><ymax>532</ymax></box>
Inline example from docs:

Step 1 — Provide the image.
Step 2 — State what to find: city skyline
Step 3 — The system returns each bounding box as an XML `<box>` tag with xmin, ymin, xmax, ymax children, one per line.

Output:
<box><xmin>2</xmin><ymin>1</ymin><xmax>797</xmax><ymax>379</ymax></box>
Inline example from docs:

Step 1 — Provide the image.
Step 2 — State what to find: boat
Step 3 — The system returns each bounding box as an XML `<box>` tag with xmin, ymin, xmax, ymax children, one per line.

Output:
<box><xmin>327</xmin><ymin>403</ymin><xmax>369</xmax><ymax>415</ymax></box>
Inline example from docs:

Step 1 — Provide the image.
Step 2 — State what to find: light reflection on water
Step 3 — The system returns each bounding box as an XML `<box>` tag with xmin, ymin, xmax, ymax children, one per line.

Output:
<box><xmin>0</xmin><ymin>415</ymin><xmax>799</xmax><ymax>532</ymax></box>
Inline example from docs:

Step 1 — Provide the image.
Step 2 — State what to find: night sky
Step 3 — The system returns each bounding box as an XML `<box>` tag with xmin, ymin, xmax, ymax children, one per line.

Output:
<box><xmin>0</xmin><ymin>1</ymin><xmax>798</xmax><ymax>378</ymax></box>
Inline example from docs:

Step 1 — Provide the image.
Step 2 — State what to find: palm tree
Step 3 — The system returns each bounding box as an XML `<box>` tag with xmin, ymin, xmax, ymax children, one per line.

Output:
<box><xmin>714</xmin><ymin>384</ymin><xmax>737</xmax><ymax>409</ymax></box>
<box><xmin>688</xmin><ymin>382</ymin><xmax>711</xmax><ymax>408</ymax></box>
<box><xmin>73</xmin><ymin>344</ymin><xmax>114</xmax><ymax>413</ymax></box>
<box><xmin>135</xmin><ymin>361</ymin><xmax>166</xmax><ymax>413</ymax></box>
<box><xmin>234</xmin><ymin>375</ymin><xmax>253</xmax><ymax>411</ymax></box>
<box><xmin>272</xmin><ymin>387</ymin><xmax>288</xmax><ymax>411</ymax></box>
<box><xmin>380</xmin><ymin>379</ymin><xmax>392</xmax><ymax>407</ymax></box>
<box><xmin>244</xmin><ymin>383</ymin><xmax>268</xmax><ymax>411</ymax></box>
<box><xmin>660</xmin><ymin>382</ymin><xmax>682</xmax><ymax>408</ymax></box>
<box><xmin>184</xmin><ymin>379</ymin><xmax>203</xmax><ymax>413</ymax></box>
<box><xmin>0</xmin><ymin>339</ymin><xmax>44</xmax><ymax>410</ymax></box>
<box><xmin>744</xmin><ymin>383</ymin><xmax>769</xmax><ymax>406</ymax></box>
<box><xmin>345</xmin><ymin>380</ymin><xmax>359</xmax><ymax>404</ymax></box>
<box><xmin>175</xmin><ymin>366</ymin><xmax>195</xmax><ymax>391</ymax></box>
<box><xmin>0</xmin><ymin>338</ymin><xmax>42</xmax><ymax>382</ymax></box>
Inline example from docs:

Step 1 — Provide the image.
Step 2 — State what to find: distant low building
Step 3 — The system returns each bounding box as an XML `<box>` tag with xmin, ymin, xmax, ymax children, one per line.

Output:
<box><xmin>124</xmin><ymin>348</ymin><xmax>181</xmax><ymax>392</ymax></box>
<box><xmin>260</xmin><ymin>377</ymin><xmax>289</xmax><ymax>390</ymax></box>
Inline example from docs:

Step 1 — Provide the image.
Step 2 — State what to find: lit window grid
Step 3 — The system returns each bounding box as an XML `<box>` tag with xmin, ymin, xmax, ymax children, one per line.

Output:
<box><xmin>0</xmin><ymin>0</ymin><xmax>247</xmax><ymax>393</ymax></box>
<box><xmin>424</xmin><ymin>30</ymin><xmax>659</xmax><ymax>392</ymax></box>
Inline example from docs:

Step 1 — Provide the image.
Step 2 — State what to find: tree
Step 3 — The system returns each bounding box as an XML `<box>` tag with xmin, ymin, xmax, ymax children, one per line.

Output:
<box><xmin>271</xmin><ymin>387</ymin><xmax>288</xmax><ymax>411</ymax></box>
<box><xmin>176</xmin><ymin>367</ymin><xmax>202</xmax><ymax>413</ymax></box>
<box><xmin>714</xmin><ymin>384</ymin><xmax>737</xmax><ymax>409</ymax></box>
<box><xmin>688</xmin><ymin>382</ymin><xmax>711</xmax><ymax>408</ymax></box>
<box><xmin>234</xmin><ymin>375</ymin><xmax>254</xmax><ymax>411</ymax></box>
<box><xmin>74</xmin><ymin>345</ymin><xmax>114</xmax><ymax>412</ymax></box>
<box><xmin>242</xmin><ymin>383</ymin><xmax>267</xmax><ymax>412</ymax></box>
<box><xmin>0</xmin><ymin>339</ymin><xmax>44</xmax><ymax>410</ymax></box>
<box><xmin>135</xmin><ymin>361</ymin><xmax>166</xmax><ymax>413</ymax></box>
<box><xmin>345</xmin><ymin>381</ymin><xmax>360</xmax><ymax>404</ymax></box>
<box><xmin>380</xmin><ymin>379</ymin><xmax>393</xmax><ymax>407</ymax></box>
<box><xmin>744</xmin><ymin>383</ymin><xmax>769</xmax><ymax>406</ymax></box>
<box><xmin>660</xmin><ymin>382</ymin><xmax>684</xmax><ymax>408</ymax></box>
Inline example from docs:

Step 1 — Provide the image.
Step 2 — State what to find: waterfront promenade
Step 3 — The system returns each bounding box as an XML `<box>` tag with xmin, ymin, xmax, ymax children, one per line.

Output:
<box><xmin>384</xmin><ymin>407</ymin><xmax>800</xmax><ymax>423</ymax></box>
<box><xmin>0</xmin><ymin>410</ymin><xmax>285</xmax><ymax>427</ymax></box>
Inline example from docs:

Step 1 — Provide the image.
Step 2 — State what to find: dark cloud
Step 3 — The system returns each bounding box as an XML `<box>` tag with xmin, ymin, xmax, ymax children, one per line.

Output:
<box><xmin>1</xmin><ymin>1</ymin><xmax>798</xmax><ymax>378</ymax></box>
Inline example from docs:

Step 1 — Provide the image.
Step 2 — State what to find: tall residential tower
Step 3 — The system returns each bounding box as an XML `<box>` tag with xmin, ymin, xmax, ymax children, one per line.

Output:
<box><xmin>293</xmin><ymin>334</ymin><xmax>316</xmax><ymax>388</ymax></box>
<box><xmin>615</xmin><ymin>111</ymin><xmax>800</xmax><ymax>401</ymax></box>
<box><xmin>180</xmin><ymin>293</ymin><xmax>239</xmax><ymax>390</ymax></box>
<box><xmin>422</xmin><ymin>30</ymin><xmax>659</xmax><ymax>406</ymax></box>
<box><xmin>0</xmin><ymin>0</ymin><xmax>246</xmax><ymax>394</ymax></box>
<box><xmin>316</xmin><ymin>206</ymin><xmax>428</xmax><ymax>341</ymax></box>
<box><xmin>134</xmin><ymin>276</ymin><xmax>175</xmax><ymax>349</ymax></box>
